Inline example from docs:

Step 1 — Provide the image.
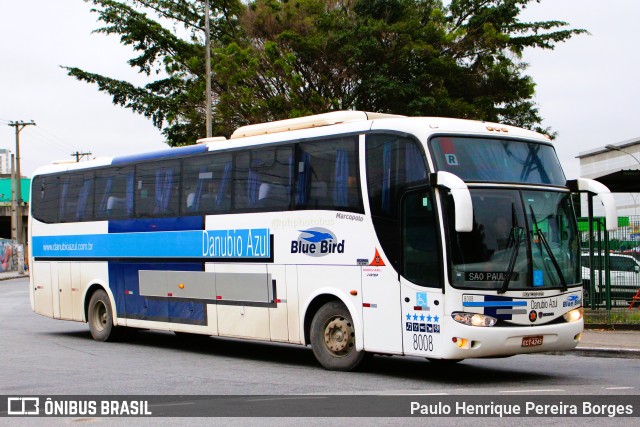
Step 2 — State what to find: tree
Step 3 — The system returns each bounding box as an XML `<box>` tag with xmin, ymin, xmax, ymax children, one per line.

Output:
<box><xmin>65</xmin><ymin>0</ymin><xmax>585</xmax><ymax>146</ymax></box>
<box><xmin>65</xmin><ymin>0</ymin><xmax>243</xmax><ymax>145</ymax></box>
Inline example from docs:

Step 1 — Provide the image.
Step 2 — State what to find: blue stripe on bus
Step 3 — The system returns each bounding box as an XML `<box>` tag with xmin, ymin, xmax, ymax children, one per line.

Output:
<box><xmin>108</xmin><ymin>216</ymin><xmax>204</xmax><ymax>233</ymax></box>
<box><xmin>112</xmin><ymin>144</ymin><xmax>208</xmax><ymax>165</ymax></box>
<box><xmin>462</xmin><ymin>301</ymin><xmax>528</xmax><ymax>307</ymax></box>
<box><xmin>32</xmin><ymin>228</ymin><xmax>271</xmax><ymax>259</ymax></box>
<box><xmin>110</xmin><ymin>262</ymin><xmax>207</xmax><ymax>325</ymax></box>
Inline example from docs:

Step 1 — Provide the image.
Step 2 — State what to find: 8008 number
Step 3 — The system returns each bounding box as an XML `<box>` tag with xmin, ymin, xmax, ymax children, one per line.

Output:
<box><xmin>413</xmin><ymin>334</ymin><xmax>433</xmax><ymax>352</ymax></box>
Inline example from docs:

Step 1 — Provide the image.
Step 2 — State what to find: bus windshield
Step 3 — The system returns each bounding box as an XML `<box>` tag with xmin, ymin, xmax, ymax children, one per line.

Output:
<box><xmin>429</xmin><ymin>136</ymin><xmax>566</xmax><ymax>185</ymax></box>
<box><xmin>444</xmin><ymin>189</ymin><xmax>580</xmax><ymax>291</ymax></box>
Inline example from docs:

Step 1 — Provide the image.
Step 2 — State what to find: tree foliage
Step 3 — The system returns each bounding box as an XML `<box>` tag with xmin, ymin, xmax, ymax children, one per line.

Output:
<box><xmin>65</xmin><ymin>0</ymin><xmax>586</xmax><ymax>145</ymax></box>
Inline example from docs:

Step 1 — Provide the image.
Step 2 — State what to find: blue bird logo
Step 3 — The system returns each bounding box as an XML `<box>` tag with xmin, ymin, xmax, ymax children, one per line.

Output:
<box><xmin>299</xmin><ymin>229</ymin><xmax>334</xmax><ymax>243</ymax></box>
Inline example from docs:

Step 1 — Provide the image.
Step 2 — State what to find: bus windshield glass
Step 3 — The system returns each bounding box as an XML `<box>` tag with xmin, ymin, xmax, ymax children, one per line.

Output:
<box><xmin>444</xmin><ymin>190</ymin><xmax>580</xmax><ymax>291</ymax></box>
<box><xmin>429</xmin><ymin>136</ymin><xmax>566</xmax><ymax>185</ymax></box>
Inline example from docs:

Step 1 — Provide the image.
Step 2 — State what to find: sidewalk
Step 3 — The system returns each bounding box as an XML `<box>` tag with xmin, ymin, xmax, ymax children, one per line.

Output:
<box><xmin>0</xmin><ymin>271</ymin><xmax>28</xmax><ymax>281</ymax></box>
<box><xmin>573</xmin><ymin>328</ymin><xmax>640</xmax><ymax>359</ymax></box>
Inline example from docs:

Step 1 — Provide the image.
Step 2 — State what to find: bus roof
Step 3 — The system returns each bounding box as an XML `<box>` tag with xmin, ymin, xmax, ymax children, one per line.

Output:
<box><xmin>31</xmin><ymin>111</ymin><xmax>549</xmax><ymax>176</ymax></box>
<box><xmin>228</xmin><ymin>111</ymin><xmax>404</xmax><ymax>139</ymax></box>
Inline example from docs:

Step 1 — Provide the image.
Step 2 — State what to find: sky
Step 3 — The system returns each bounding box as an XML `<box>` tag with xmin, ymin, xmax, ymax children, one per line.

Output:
<box><xmin>1</xmin><ymin>0</ymin><xmax>639</xmax><ymax>179</ymax></box>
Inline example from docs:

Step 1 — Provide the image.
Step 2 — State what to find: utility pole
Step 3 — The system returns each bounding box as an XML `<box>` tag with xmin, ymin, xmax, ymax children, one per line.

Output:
<box><xmin>205</xmin><ymin>0</ymin><xmax>212</xmax><ymax>138</ymax></box>
<box><xmin>8</xmin><ymin>120</ymin><xmax>35</xmax><ymax>247</ymax></box>
<box><xmin>10</xmin><ymin>155</ymin><xmax>17</xmax><ymax>242</ymax></box>
<box><xmin>71</xmin><ymin>151</ymin><xmax>92</xmax><ymax>162</ymax></box>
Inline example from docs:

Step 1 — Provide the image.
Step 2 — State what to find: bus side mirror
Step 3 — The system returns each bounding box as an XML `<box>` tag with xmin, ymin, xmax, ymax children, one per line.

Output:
<box><xmin>566</xmin><ymin>178</ymin><xmax>618</xmax><ymax>231</ymax></box>
<box><xmin>430</xmin><ymin>171</ymin><xmax>473</xmax><ymax>232</ymax></box>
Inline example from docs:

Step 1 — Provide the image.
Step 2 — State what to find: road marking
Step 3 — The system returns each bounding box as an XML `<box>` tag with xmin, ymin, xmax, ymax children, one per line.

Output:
<box><xmin>605</xmin><ymin>387</ymin><xmax>634</xmax><ymax>390</ymax></box>
<box><xmin>247</xmin><ymin>397</ymin><xmax>326</xmax><ymax>402</ymax></box>
<box><xmin>500</xmin><ymin>389</ymin><xmax>564</xmax><ymax>393</ymax></box>
<box><xmin>391</xmin><ymin>393</ymin><xmax>449</xmax><ymax>396</ymax></box>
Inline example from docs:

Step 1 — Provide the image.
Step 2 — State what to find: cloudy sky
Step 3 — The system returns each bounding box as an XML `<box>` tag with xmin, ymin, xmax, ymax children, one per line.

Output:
<box><xmin>1</xmin><ymin>0</ymin><xmax>639</xmax><ymax>178</ymax></box>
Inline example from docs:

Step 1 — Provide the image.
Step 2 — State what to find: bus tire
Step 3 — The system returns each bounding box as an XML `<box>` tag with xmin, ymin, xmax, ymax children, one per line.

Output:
<box><xmin>310</xmin><ymin>301</ymin><xmax>364</xmax><ymax>371</ymax></box>
<box><xmin>88</xmin><ymin>289</ymin><xmax>119</xmax><ymax>342</ymax></box>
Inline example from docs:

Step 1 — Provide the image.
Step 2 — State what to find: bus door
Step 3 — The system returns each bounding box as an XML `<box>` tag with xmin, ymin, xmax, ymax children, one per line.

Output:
<box><xmin>399</xmin><ymin>187</ymin><xmax>445</xmax><ymax>358</ymax></box>
<box><xmin>32</xmin><ymin>262</ymin><xmax>54</xmax><ymax>318</ymax></box>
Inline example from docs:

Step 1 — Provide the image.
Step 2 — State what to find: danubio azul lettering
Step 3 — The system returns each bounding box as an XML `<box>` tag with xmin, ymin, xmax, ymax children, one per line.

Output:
<box><xmin>33</xmin><ymin>228</ymin><xmax>270</xmax><ymax>259</ymax></box>
<box><xmin>202</xmin><ymin>229</ymin><xmax>270</xmax><ymax>258</ymax></box>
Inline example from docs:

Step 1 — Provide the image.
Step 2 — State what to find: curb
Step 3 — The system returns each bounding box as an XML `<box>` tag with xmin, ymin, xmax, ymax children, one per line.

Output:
<box><xmin>584</xmin><ymin>323</ymin><xmax>640</xmax><ymax>331</ymax></box>
<box><xmin>0</xmin><ymin>274</ymin><xmax>28</xmax><ymax>281</ymax></box>
<box><xmin>569</xmin><ymin>347</ymin><xmax>640</xmax><ymax>359</ymax></box>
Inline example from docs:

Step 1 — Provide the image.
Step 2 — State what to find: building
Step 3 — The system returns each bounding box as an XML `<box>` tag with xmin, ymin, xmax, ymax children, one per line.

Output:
<box><xmin>0</xmin><ymin>176</ymin><xmax>30</xmax><ymax>240</ymax></box>
<box><xmin>0</xmin><ymin>149</ymin><xmax>12</xmax><ymax>175</ymax></box>
<box><xmin>577</xmin><ymin>137</ymin><xmax>640</xmax><ymax>217</ymax></box>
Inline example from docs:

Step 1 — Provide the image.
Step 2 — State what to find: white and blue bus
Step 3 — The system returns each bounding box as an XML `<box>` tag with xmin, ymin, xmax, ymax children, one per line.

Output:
<box><xmin>28</xmin><ymin>111</ymin><xmax>617</xmax><ymax>370</ymax></box>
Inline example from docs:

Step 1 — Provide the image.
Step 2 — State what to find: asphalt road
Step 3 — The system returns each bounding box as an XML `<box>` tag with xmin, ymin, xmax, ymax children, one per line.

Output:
<box><xmin>1</xmin><ymin>277</ymin><xmax>638</xmax><ymax>425</ymax></box>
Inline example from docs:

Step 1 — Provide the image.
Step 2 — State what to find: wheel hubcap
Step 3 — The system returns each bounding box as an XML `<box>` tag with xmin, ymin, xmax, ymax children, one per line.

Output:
<box><xmin>323</xmin><ymin>316</ymin><xmax>353</xmax><ymax>356</ymax></box>
<box><xmin>94</xmin><ymin>302</ymin><xmax>106</xmax><ymax>332</ymax></box>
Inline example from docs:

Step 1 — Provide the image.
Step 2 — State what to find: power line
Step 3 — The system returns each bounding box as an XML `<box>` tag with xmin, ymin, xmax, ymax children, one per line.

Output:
<box><xmin>32</xmin><ymin>126</ymin><xmax>80</xmax><ymax>152</ymax></box>
<box><xmin>18</xmin><ymin>130</ymin><xmax>72</xmax><ymax>156</ymax></box>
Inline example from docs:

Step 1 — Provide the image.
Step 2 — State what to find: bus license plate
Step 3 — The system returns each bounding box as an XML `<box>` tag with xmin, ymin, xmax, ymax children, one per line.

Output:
<box><xmin>521</xmin><ymin>336</ymin><xmax>543</xmax><ymax>347</ymax></box>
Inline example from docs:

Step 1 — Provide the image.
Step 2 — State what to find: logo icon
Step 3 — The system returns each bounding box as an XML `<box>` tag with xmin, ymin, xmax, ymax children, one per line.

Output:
<box><xmin>416</xmin><ymin>292</ymin><xmax>428</xmax><ymax>308</ymax></box>
<box><xmin>529</xmin><ymin>310</ymin><xmax>538</xmax><ymax>323</ymax></box>
<box><xmin>291</xmin><ymin>227</ymin><xmax>344</xmax><ymax>257</ymax></box>
<box><xmin>7</xmin><ymin>397</ymin><xmax>40</xmax><ymax>415</ymax></box>
<box><xmin>369</xmin><ymin>248</ymin><xmax>385</xmax><ymax>266</ymax></box>
<box><xmin>445</xmin><ymin>154</ymin><xmax>459</xmax><ymax>166</ymax></box>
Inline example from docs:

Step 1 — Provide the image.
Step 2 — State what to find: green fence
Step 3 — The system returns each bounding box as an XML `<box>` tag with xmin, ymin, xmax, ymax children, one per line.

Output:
<box><xmin>579</xmin><ymin>216</ymin><xmax>640</xmax><ymax>324</ymax></box>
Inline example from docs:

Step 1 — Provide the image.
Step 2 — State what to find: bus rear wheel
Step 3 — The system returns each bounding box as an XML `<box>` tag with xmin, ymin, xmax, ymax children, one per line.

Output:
<box><xmin>310</xmin><ymin>301</ymin><xmax>364</xmax><ymax>371</ymax></box>
<box><xmin>88</xmin><ymin>289</ymin><xmax>119</xmax><ymax>342</ymax></box>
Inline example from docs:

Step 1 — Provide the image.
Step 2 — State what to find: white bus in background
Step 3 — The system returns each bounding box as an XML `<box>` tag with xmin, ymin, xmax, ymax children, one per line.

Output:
<box><xmin>28</xmin><ymin>111</ymin><xmax>617</xmax><ymax>371</ymax></box>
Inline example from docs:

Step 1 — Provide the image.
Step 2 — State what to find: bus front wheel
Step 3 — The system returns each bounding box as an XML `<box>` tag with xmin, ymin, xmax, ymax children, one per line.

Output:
<box><xmin>88</xmin><ymin>289</ymin><xmax>119</xmax><ymax>342</ymax></box>
<box><xmin>310</xmin><ymin>301</ymin><xmax>364</xmax><ymax>371</ymax></box>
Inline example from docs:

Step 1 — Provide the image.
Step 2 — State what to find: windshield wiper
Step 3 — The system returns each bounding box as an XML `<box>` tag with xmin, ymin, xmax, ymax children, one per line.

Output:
<box><xmin>498</xmin><ymin>226</ymin><xmax>523</xmax><ymax>294</ymax></box>
<box><xmin>528</xmin><ymin>206</ymin><xmax>568</xmax><ymax>292</ymax></box>
<box><xmin>498</xmin><ymin>203</ymin><xmax>523</xmax><ymax>294</ymax></box>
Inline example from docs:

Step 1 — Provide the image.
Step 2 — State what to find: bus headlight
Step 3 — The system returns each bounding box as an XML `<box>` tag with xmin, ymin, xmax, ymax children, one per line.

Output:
<box><xmin>562</xmin><ymin>308</ymin><xmax>583</xmax><ymax>323</ymax></box>
<box><xmin>451</xmin><ymin>312</ymin><xmax>497</xmax><ymax>327</ymax></box>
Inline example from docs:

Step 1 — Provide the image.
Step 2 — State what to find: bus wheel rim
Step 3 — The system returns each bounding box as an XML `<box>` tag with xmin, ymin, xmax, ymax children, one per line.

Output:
<box><xmin>94</xmin><ymin>301</ymin><xmax>106</xmax><ymax>332</ymax></box>
<box><xmin>323</xmin><ymin>316</ymin><xmax>353</xmax><ymax>356</ymax></box>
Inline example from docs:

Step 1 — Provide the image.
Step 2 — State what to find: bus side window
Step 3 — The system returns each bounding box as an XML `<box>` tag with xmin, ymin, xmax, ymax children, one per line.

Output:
<box><xmin>233</xmin><ymin>152</ymin><xmax>251</xmax><ymax>210</ymax></box>
<box><xmin>95</xmin><ymin>167</ymin><xmax>134</xmax><ymax>219</ymax></box>
<box><xmin>32</xmin><ymin>175</ymin><xmax>60</xmax><ymax>223</ymax></box>
<box><xmin>252</xmin><ymin>147</ymin><xmax>293</xmax><ymax>210</ymax></box>
<box><xmin>58</xmin><ymin>172</ymin><xmax>94</xmax><ymax>223</ymax></box>
<box><xmin>182</xmin><ymin>153</ymin><xmax>232</xmax><ymax>215</ymax></box>
<box><xmin>75</xmin><ymin>175</ymin><xmax>94</xmax><ymax>221</ymax></box>
<box><xmin>233</xmin><ymin>147</ymin><xmax>293</xmax><ymax>211</ymax></box>
<box><xmin>135</xmin><ymin>160</ymin><xmax>181</xmax><ymax>217</ymax></box>
<box><xmin>295</xmin><ymin>137</ymin><xmax>362</xmax><ymax>212</ymax></box>
<box><xmin>366</xmin><ymin>134</ymin><xmax>428</xmax><ymax>269</ymax></box>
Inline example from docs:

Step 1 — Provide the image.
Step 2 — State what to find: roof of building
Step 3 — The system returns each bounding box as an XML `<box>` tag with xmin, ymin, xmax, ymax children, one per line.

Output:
<box><xmin>591</xmin><ymin>169</ymin><xmax>640</xmax><ymax>193</ymax></box>
<box><xmin>576</xmin><ymin>137</ymin><xmax>640</xmax><ymax>159</ymax></box>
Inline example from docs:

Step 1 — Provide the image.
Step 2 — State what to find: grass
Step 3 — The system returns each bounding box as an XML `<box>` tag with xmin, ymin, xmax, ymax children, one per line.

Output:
<box><xmin>585</xmin><ymin>308</ymin><xmax>640</xmax><ymax>325</ymax></box>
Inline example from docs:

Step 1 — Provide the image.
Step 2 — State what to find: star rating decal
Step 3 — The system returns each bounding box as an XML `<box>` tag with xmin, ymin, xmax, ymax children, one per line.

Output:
<box><xmin>405</xmin><ymin>312</ymin><xmax>440</xmax><ymax>323</ymax></box>
<box><xmin>404</xmin><ymin>312</ymin><xmax>441</xmax><ymax>334</ymax></box>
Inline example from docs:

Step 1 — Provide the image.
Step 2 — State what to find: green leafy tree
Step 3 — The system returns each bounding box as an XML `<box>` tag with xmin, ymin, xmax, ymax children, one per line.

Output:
<box><xmin>65</xmin><ymin>0</ymin><xmax>243</xmax><ymax>144</ymax></box>
<box><xmin>66</xmin><ymin>0</ymin><xmax>585</xmax><ymax>145</ymax></box>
